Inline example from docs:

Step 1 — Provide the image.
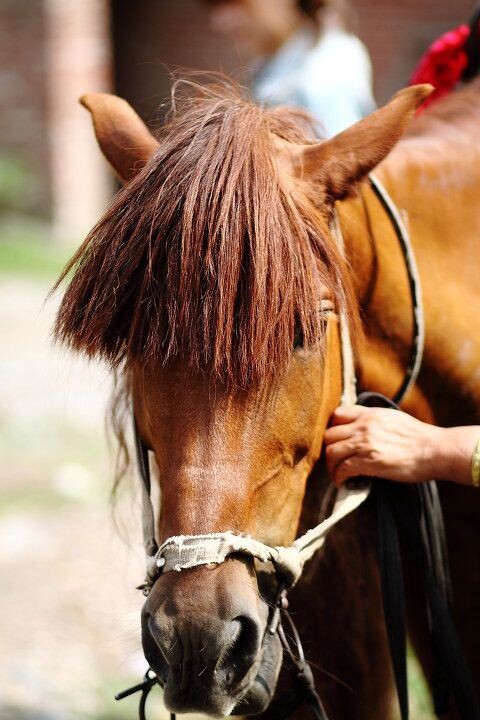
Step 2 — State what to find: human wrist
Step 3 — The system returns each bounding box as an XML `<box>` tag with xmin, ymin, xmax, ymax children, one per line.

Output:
<box><xmin>421</xmin><ymin>425</ymin><xmax>452</xmax><ymax>482</ymax></box>
<box><xmin>430</xmin><ymin>426</ymin><xmax>480</xmax><ymax>485</ymax></box>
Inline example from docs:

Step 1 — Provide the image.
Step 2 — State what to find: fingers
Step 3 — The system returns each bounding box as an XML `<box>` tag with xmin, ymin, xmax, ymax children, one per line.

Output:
<box><xmin>329</xmin><ymin>405</ymin><xmax>370</xmax><ymax>426</ymax></box>
<box><xmin>325</xmin><ymin>406</ymin><xmax>378</xmax><ymax>485</ymax></box>
<box><xmin>325</xmin><ymin>438</ymin><xmax>358</xmax><ymax>479</ymax></box>
<box><xmin>325</xmin><ymin>405</ymin><xmax>371</xmax><ymax>450</ymax></box>
<box><xmin>325</xmin><ymin>438</ymin><xmax>352</xmax><ymax>471</ymax></box>
<box><xmin>324</xmin><ymin>423</ymin><xmax>355</xmax><ymax>445</ymax></box>
<box><xmin>333</xmin><ymin>456</ymin><xmax>366</xmax><ymax>486</ymax></box>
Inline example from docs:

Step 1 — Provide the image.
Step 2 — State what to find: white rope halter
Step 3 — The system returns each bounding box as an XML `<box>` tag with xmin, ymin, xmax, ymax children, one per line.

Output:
<box><xmin>148</xmin><ymin>483</ymin><xmax>369</xmax><ymax>587</ymax></box>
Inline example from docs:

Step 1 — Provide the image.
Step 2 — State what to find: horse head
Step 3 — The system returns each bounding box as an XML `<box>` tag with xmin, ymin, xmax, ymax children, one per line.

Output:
<box><xmin>55</xmin><ymin>81</ymin><xmax>431</xmax><ymax>716</ymax></box>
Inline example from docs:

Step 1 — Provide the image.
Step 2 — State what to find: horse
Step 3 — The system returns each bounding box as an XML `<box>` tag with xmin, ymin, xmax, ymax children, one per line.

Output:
<box><xmin>52</xmin><ymin>77</ymin><xmax>480</xmax><ymax>719</ymax></box>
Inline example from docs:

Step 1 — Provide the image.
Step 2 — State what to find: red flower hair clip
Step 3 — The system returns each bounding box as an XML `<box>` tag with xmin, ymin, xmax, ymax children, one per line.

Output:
<box><xmin>410</xmin><ymin>24</ymin><xmax>470</xmax><ymax>110</ymax></box>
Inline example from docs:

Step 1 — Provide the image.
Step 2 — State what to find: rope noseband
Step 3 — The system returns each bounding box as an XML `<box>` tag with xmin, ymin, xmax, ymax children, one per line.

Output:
<box><xmin>146</xmin><ymin>483</ymin><xmax>369</xmax><ymax>586</ymax></box>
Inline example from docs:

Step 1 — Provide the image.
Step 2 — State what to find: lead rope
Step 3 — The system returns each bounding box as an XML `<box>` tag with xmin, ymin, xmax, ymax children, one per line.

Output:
<box><xmin>358</xmin><ymin>391</ymin><xmax>480</xmax><ymax>720</ymax></box>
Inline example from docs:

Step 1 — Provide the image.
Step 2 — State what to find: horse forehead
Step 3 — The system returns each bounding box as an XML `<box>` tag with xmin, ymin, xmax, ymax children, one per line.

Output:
<box><xmin>132</xmin><ymin>367</ymin><xmax>257</xmax><ymax>444</ymax></box>
<box><xmin>131</xmin><ymin>357</ymin><xmax>323</xmax><ymax>447</ymax></box>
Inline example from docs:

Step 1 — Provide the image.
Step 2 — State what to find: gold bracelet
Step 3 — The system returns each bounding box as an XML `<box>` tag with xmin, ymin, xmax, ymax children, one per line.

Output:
<box><xmin>471</xmin><ymin>437</ymin><xmax>480</xmax><ymax>488</ymax></box>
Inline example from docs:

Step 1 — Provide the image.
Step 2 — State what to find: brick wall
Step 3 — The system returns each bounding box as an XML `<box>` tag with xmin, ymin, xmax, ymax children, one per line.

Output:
<box><xmin>0</xmin><ymin>0</ymin><xmax>112</xmax><ymax>242</ymax></box>
<box><xmin>45</xmin><ymin>0</ymin><xmax>113</xmax><ymax>241</ymax></box>
<box><xmin>0</xmin><ymin>0</ymin><xmax>51</xmax><ymax>216</ymax></box>
<box><xmin>1</xmin><ymin>0</ymin><xmax>475</xmax><ymax>229</ymax></box>
<box><xmin>112</xmin><ymin>0</ymin><xmax>238</xmax><ymax>124</ymax></box>
<box><xmin>354</xmin><ymin>0</ymin><xmax>476</xmax><ymax>102</ymax></box>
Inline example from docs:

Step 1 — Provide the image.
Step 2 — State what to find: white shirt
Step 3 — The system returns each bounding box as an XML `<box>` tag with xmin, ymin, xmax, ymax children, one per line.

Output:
<box><xmin>252</xmin><ymin>26</ymin><xmax>376</xmax><ymax>138</ymax></box>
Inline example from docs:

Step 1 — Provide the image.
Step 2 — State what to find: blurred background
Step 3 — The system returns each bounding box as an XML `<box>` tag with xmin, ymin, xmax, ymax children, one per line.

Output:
<box><xmin>0</xmin><ymin>1</ymin><xmax>476</xmax><ymax>719</ymax></box>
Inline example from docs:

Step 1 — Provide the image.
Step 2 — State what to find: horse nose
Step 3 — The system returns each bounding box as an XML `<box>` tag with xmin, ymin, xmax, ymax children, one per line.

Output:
<box><xmin>145</xmin><ymin>609</ymin><xmax>261</xmax><ymax>682</ymax></box>
<box><xmin>142</xmin><ymin>589</ymin><xmax>263</xmax><ymax>713</ymax></box>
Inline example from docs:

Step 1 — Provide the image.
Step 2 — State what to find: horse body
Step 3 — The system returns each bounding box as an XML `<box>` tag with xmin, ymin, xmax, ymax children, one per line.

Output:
<box><xmin>55</xmin><ymin>79</ymin><xmax>480</xmax><ymax>719</ymax></box>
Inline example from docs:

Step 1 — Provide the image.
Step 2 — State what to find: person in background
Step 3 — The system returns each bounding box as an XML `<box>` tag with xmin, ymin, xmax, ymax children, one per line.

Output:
<box><xmin>204</xmin><ymin>0</ymin><xmax>376</xmax><ymax>137</ymax></box>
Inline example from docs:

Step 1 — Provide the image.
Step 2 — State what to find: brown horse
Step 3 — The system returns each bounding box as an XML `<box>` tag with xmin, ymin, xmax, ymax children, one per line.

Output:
<box><xmin>53</xmin><ymin>78</ymin><xmax>480</xmax><ymax>719</ymax></box>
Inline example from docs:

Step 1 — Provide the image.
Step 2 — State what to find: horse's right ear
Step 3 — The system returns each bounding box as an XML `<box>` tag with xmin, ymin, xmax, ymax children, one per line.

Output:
<box><xmin>297</xmin><ymin>84</ymin><xmax>434</xmax><ymax>201</ymax></box>
<box><xmin>80</xmin><ymin>93</ymin><xmax>160</xmax><ymax>183</ymax></box>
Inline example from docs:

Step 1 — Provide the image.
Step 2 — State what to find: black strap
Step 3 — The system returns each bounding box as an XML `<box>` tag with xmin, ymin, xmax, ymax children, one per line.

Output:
<box><xmin>133</xmin><ymin>416</ymin><xmax>151</xmax><ymax>495</ymax></box>
<box><xmin>274</xmin><ymin>606</ymin><xmax>330</xmax><ymax>720</ymax></box>
<box><xmin>357</xmin><ymin>391</ymin><xmax>480</xmax><ymax>720</ymax></box>
<box><xmin>375</xmin><ymin>478</ymin><xmax>409</xmax><ymax>719</ymax></box>
<box><xmin>368</xmin><ymin>177</ymin><xmax>424</xmax><ymax>406</ymax></box>
<box><xmin>115</xmin><ymin>669</ymin><xmax>161</xmax><ymax>720</ymax></box>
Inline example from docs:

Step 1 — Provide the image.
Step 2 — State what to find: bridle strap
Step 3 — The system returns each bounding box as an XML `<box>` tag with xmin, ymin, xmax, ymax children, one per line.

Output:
<box><xmin>133</xmin><ymin>418</ymin><xmax>158</xmax><ymax>561</ymax></box>
<box><xmin>368</xmin><ymin>174</ymin><xmax>425</xmax><ymax>405</ymax></box>
<box><xmin>330</xmin><ymin>209</ymin><xmax>357</xmax><ymax>405</ymax></box>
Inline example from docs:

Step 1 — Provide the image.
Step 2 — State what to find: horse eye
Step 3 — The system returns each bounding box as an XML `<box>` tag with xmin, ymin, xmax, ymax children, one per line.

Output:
<box><xmin>293</xmin><ymin>307</ymin><xmax>333</xmax><ymax>350</ymax></box>
<box><xmin>293</xmin><ymin>324</ymin><xmax>304</xmax><ymax>349</ymax></box>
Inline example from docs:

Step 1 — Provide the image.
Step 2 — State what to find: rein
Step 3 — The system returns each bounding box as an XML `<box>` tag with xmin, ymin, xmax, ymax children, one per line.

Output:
<box><xmin>368</xmin><ymin>175</ymin><xmax>425</xmax><ymax>404</ymax></box>
<box><xmin>116</xmin><ymin>177</ymin><xmax>478</xmax><ymax>720</ymax></box>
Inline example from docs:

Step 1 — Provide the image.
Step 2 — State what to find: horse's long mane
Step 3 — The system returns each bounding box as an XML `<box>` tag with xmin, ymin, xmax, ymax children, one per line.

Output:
<box><xmin>53</xmin><ymin>80</ymin><xmax>357</xmax><ymax>387</ymax></box>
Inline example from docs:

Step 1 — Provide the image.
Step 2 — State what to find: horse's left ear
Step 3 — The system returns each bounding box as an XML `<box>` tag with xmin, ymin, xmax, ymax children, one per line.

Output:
<box><xmin>80</xmin><ymin>93</ymin><xmax>160</xmax><ymax>183</ymax></box>
<box><xmin>298</xmin><ymin>84</ymin><xmax>434</xmax><ymax>200</ymax></box>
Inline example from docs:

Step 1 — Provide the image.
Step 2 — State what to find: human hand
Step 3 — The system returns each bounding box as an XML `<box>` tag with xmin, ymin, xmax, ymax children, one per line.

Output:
<box><xmin>324</xmin><ymin>405</ymin><xmax>446</xmax><ymax>486</ymax></box>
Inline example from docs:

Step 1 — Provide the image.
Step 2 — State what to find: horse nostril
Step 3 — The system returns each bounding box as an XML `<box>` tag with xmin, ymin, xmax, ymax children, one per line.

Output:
<box><xmin>232</xmin><ymin>615</ymin><xmax>261</xmax><ymax>659</ymax></box>
<box><xmin>221</xmin><ymin>615</ymin><xmax>261</xmax><ymax>686</ymax></box>
<box><xmin>142</xmin><ymin>612</ymin><xmax>179</xmax><ymax>681</ymax></box>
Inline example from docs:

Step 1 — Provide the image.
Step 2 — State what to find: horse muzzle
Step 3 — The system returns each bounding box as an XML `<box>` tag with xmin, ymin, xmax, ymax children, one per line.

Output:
<box><xmin>141</xmin><ymin>559</ymin><xmax>281</xmax><ymax>716</ymax></box>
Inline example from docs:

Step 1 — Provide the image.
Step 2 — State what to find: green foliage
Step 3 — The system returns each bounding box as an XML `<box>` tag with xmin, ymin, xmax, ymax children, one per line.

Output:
<box><xmin>0</xmin><ymin>153</ymin><xmax>30</xmax><ymax>209</ymax></box>
<box><xmin>0</xmin><ymin>219</ymin><xmax>72</xmax><ymax>278</ymax></box>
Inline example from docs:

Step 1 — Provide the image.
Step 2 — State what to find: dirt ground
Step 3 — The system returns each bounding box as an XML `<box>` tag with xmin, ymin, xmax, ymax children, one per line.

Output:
<box><xmin>0</xmin><ymin>277</ymin><xmax>167</xmax><ymax>720</ymax></box>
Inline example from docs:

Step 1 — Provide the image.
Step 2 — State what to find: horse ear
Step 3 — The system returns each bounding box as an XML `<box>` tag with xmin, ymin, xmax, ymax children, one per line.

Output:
<box><xmin>298</xmin><ymin>84</ymin><xmax>434</xmax><ymax>200</ymax></box>
<box><xmin>80</xmin><ymin>93</ymin><xmax>160</xmax><ymax>183</ymax></box>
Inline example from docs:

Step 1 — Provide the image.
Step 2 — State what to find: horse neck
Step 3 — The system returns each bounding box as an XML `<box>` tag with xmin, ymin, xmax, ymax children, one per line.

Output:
<box><xmin>338</xmin><ymin>126</ymin><xmax>480</xmax><ymax>424</ymax></box>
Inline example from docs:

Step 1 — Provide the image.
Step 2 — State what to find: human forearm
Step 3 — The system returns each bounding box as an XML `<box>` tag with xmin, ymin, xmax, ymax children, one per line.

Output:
<box><xmin>431</xmin><ymin>426</ymin><xmax>480</xmax><ymax>486</ymax></box>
